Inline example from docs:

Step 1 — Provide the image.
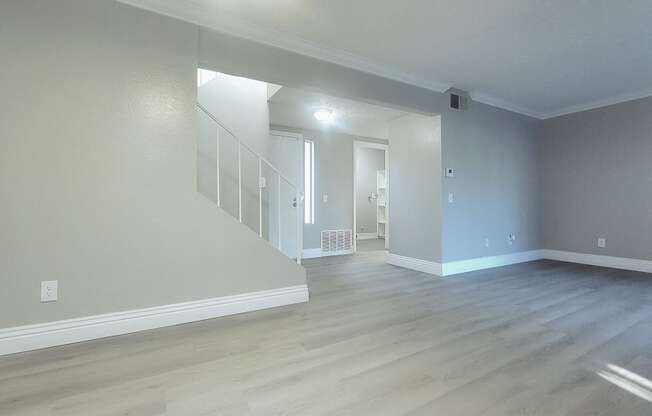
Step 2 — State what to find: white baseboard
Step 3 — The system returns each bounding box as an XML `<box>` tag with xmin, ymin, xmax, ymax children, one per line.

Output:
<box><xmin>442</xmin><ymin>250</ymin><xmax>545</xmax><ymax>276</ymax></box>
<box><xmin>541</xmin><ymin>250</ymin><xmax>652</xmax><ymax>274</ymax></box>
<box><xmin>388</xmin><ymin>249</ymin><xmax>652</xmax><ymax>278</ymax></box>
<box><xmin>356</xmin><ymin>233</ymin><xmax>378</xmax><ymax>241</ymax></box>
<box><xmin>387</xmin><ymin>253</ymin><xmax>443</xmax><ymax>276</ymax></box>
<box><xmin>0</xmin><ymin>285</ymin><xmax>309</xmax><ymax>356</ymax></box>
<box><xmin>303</xmin><ymin>248</ymin><xmax>354</xmax><ymax>259</ymax></box>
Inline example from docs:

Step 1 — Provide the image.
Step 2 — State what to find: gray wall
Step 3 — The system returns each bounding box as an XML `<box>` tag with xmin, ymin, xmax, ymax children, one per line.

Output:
<box><xmin>542</xmin><ymin>97</ymin><xmax>652</xmax><ymax>260</ymax></box>
<box><xmin>356</xmin><ymin>148</ymin><xmax>385</xmax><ymax>234</ymax></box>
<box><xmin>442</xmin><ymin>105</ymin><xmax>543</xmax><ymax>262</ymax></box>
<box><xmin>271</xmin><ymin>126</ymin><xmax>386</xmax><ymax>249</ymax></box>
<box><xmin>389</xmin><ymin>115</ymin><xmax>443</xmax><ymax>262</ymax></box>
<box><xmin>0</xmin><ymin>0</ymin><xmax>305</xmax><ymax>329</ymax></box>
<box><xmin>197</xmin><ymin>72</ymin><xmax>270</xmax><ymax>234</ymax></box>
<box><xmin>199</xmin><ymin>28</ymin><xmax>544</xmax><ymax>264</ymax></box>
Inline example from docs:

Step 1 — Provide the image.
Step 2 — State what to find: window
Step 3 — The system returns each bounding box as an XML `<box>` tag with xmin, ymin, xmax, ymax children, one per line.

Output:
<box><xmin>304</xmin><ymin>140</ymin><xmax>315</xmax><ymax>224</ymax></box>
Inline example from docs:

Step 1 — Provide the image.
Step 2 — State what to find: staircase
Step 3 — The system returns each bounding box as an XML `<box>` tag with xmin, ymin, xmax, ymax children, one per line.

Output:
<box><xmin>197</xmin><ymin>103</ymin><xmax>303</xmax><ymax>264</ymax></box>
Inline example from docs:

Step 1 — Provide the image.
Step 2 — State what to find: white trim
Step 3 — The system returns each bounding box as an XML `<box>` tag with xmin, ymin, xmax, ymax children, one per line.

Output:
<box><xmin>541</xmin><ymin>250</ymin><xmax>652</xmax><ymax>274</ymax></box>
<box><xmin>116</xmin><ymin>0</ymin><xmax>451</xmax><ymax>94</ymax></box>
<box><xmin>353</xmin><ymin>141</ymin><xmax>389</xmax><ymax>253</ymax></box>
<box><xmin>302</xmin><ymin>248</ymin><xmax>323</xmax><ymax>259</ymax></box>
<box><xmin>0</xmin><ymin>285</ymin><xmax>309</xmax><ymax>356</ymax></box>
<box><xmin>541</xmin><ymin>88</ymin><xmax>652</xmax><ymax>119</ymax></box>
<box><xmin>387</xmin><ymin>253</ymin><xmax>443</xmax><ymax>276</ymax></box>
<box><xmin>356</xmin><ymin>233</ymin><xmax>379</xmax><ymax>241</ymax></box>
<box><xmin>121</xmin><ymin>0</ymin><xmax>652</xmax><ymax>121</ymax></box>
<box><xmin>388</xmin><ymin>249</ymin><xmax>652</xmax><ymax>278</ymax></box>
<box><xmin>470</xmin><ymin>92</ymin><xmax>542</xmax><ymax>119</ymax></box>
<box><xmin>441</xmin><ymin>250</ymin><xmax>545</xmax><ymax>276</ymax></box>
<box><xmin>302</xmin><ymin>248</ymin><xmax>354</xmax><ymax>259</ymax></box>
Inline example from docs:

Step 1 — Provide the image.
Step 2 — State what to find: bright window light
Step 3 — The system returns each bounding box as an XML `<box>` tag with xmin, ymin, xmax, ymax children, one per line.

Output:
<box><xmin>313</xmin><ymin>108</ymin><xmax>335</xmax><ymax>123</ymax></box>
<box><xmin>304</xmin><ymin>140</ymin><xmax>315</xmax><ymax>224</ymax></box>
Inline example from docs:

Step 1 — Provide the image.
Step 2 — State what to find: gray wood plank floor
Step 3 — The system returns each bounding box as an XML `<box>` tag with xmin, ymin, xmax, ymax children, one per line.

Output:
<box><xmin>3</xmin><ymin>252</ymin><xmax>652</xmax><ymax>415</ymax></box>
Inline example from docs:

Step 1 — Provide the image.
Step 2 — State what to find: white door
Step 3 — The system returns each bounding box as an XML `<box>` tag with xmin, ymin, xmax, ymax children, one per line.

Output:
<box><xmin>269</xmin><ymin>131</ymin><xmax>303</xmax><ymax>260</ymax></box>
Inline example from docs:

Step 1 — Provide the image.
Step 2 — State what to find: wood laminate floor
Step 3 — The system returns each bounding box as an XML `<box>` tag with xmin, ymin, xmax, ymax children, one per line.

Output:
<box><xmin>3</xmin><ymin>252</ymin><xmax>652</xmax><ymax>415</ymax></box>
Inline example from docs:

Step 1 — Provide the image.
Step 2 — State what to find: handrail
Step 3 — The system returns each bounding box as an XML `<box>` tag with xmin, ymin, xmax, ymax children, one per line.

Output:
<box><xmin>197</xmin><ymin>102</ymin><xmax>302</xmax><ymax>265</ymax></box>
<box><xmin>197</xmin><ymin>103</ymin><xmax>298</xmax><ymax>190</ymax></box>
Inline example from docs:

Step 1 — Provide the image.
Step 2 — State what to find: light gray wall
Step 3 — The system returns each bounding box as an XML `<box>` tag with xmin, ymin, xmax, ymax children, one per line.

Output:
<box><xmin>542</xmin><ymin>97</ymin><xmax>652</xmax><ymax>260</ymax></box>
<box><xmin>271</xmin><ymin>125</ymin><xmax>386</xmax><ymax>249</ymax></box>
<box><xmin>356</xmin><ymin>148</ymin><xmax>385</xmax><ymax>234</ymax></box>
<box><xmin>389</xmin><ymin>115</ymin><xmax>443</xmax><ymax>262</ymax></box>
<box><xmin>441</xmin><ymin>105</ymin><xmax>543</xmax><ymax>262</ymax></box>
<box><xmin>199</xmin><ymin>28</ymin><xmax>544</xmax><ymax>264</ymax></box>
<box><xmin>197</xmin><ymin>72</ymin><xmax>270</xmax><ymax>233</ymax></box>
<box><xmin>0</xmin><ymin>0</ymin><xmax>305</xmax><ymax>329</ymax></box>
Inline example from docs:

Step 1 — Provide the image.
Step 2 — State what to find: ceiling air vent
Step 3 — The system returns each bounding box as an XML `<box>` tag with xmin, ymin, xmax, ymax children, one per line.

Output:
<box><xmin>321</xmin><ymin>229</ymin><xmax>353</xmax><ymax>254</ymax></box>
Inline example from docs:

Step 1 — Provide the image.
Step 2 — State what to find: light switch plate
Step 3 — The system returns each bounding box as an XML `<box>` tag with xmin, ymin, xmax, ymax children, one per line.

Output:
<box><xmin>41</xmin><ymin>280</ymin><xmax>58</xmax><ymax>302</ymax></box>
<box><xmin>448</xmin><ymin>193</ymin><xmax>455</xmax><ymax>203</ymax></box>
<box><xmin>597</xmin><ymin>238</ymin><xmax>606</xmax><ymax>248</ymax></box>
<box><xmin>323</xmin><ymin>194</ymin><xmax>328</xmax><ymax>203</ymax></box>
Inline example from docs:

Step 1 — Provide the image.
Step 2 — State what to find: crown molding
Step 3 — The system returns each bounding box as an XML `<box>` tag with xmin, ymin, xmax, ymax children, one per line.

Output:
<box><xmin>116</xmin><ymin>0</ymin><xmax>652</xmax><ymax>121</ymax></box>
<box><xmin>116</xmin><ymin>0</ymin><xmax>451</xmax><ymax>93</ymax></box>
<box><xmin>540</xmin><ymin>87</ymin><xmax>652</xmax><ymax>119</ymax></box>
<box><xmin>470</xmin><ymin>91</ymin><xmax>543</xmax><ymax>119</ymax></box>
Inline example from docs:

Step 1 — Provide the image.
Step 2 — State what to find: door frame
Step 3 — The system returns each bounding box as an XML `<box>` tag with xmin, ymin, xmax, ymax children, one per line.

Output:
<box><xmin>353</xmin><ymin>141</ymin><xmax>389</xmax><ymax>252</ymax></box>
<box><xmin>269</xmin><ymin>130</ymin><xmax>304</xmax><ymax>263</ymax></box>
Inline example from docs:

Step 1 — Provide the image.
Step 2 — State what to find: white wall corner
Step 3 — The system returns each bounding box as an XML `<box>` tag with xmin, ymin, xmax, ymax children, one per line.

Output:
<box><xmin>387</xmin><ymin>253</ymin><xmax>443</xmax><ymax>276</ymax></box>
<box><xmin>0</xmin><ymin>285</ymin><xmax>309</xmax><ymax>356</ymax></box>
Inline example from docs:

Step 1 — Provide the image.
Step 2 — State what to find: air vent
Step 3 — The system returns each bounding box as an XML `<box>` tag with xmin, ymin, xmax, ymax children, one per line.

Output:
<box><xmin>321</xmin><ymin>229</ymin><xmax>353</xmax><ymax>255</ymax></box>
<box><xmin>450</xmin><ymin>93</ymin><xmax>460</xmax><ymax>110</ymax></box>
<box><xmin>446</xmin><ymin>88</ymin><xmax>469</xmax><ymax>111</ymax></box>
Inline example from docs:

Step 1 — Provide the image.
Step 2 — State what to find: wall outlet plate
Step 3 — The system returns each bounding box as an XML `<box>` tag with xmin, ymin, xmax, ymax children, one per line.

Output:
<box><xmin>448</xmin><ymin>193</ymin><xmax>455</xmax><ymax>203</ymax></box>
<box><xmin>41</xmin><ymin>280</ymin><xmax>58</xmax><ymax>302</ymax></box>
<box><xmin>445</xmin><ymin>168</ymin><xmax>455</xmax><ymax>178</ymax></box>
<box><xmin>485</xmin><ymin>238</ymin><xmax>490</xmax><ymax>248</ymax></box>
<box><xmin>597</xmin><ymin>238</ymin><xmax>606</xmax><ymax>248</ymax></box>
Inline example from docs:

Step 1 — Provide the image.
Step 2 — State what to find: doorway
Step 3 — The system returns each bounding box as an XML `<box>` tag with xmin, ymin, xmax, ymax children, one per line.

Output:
<box><xmin>354</xmin><ymin>141</ymin><xmax>389</xmax><ymax>252</ymax></box>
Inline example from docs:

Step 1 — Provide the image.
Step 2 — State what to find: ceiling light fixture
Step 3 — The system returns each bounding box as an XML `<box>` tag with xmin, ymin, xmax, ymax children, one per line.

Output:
<box><xmin>314</xmin><ymin>108</ymin><xmax>336</xmax><ymax>122</ymax></box>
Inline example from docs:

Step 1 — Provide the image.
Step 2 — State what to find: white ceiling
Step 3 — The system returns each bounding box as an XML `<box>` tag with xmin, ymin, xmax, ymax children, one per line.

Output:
<box><xmin>119</xmin><ymin>0</ymin><xmax>652</xmax><ymax>119</ymax></box>
<box><xmin>269</xmin><ymin>87</ymin><xmax>407</xmax><ymax>139</ymax></box>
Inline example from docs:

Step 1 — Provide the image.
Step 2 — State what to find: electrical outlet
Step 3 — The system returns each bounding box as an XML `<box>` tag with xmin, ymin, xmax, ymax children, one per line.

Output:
<box><xmin>507</xmin><ymin>233</ymin><xmax>516</xmax><ymax>245</ymax></box>
<box><xmin>485</xmin><ymin>238</ymin><xmax>490</xmax><ymax>248</ymax></box>
<box><xmin>597</xmin><ymin>238</ymin><xmax>606</xmax><ymax>248</ymax></box>
<box><xmin>445</xmin><ymin>168</ymin><xmax>455</xmax><ymax>178</ymax></box>
<box><xmin>448</xmin><ymin>193</ymin><xmax>455</xmax><ymax>203</ymax></box>
<box><xmin>323</xmin><ymin>194</ymin><xmax>328</xmax><ymax>203</ymax></box>
<box><xmin>41</xmin><ymin>280</ymin><xmax>58</xmax><ymax>303</ymax></box>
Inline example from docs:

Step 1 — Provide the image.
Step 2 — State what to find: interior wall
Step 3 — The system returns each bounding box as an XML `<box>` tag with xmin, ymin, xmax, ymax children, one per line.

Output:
<box><xmin>271</xmin><ymin>125</ymin><xmax>386</xmax><ymax>250</ymax></box>
<box><xmin>389</xmin><ymin>115</ymin><xmax>443</xmax><ymax>262</ymax></box>
<box><xmin>0</xmin><ymin>0</ymin><xmax>305</xmax><ymax>329</ymax></box>
<box><xmin>441</xmin><ymin>105</ymin><xmax>543</xmax><ymax>262</ymax></box>
<box><xmin>199</xmin><ymin>28</ymin><xmax>544</xmax><ymax>264</ymax></box>
<box><xmin>542</xmin><ymin>97</ymin><xmax>652</xmax><ymax>260</ymax></box>
<box><xmin>197</xmin><ymin>72</ymin><xmax>271</xmax><ymax>234</ymax></box>
<box><xmin>355</xmin><ymin>148</ymin><xmax>385</xmax><ymax>235</ymax></box>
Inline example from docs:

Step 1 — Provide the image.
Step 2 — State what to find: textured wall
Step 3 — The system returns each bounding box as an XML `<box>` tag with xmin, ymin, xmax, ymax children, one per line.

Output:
<box><xmin>0</xmin><ymin>0</ymin><xmax>304</xmax><ymax>328</ymax></box>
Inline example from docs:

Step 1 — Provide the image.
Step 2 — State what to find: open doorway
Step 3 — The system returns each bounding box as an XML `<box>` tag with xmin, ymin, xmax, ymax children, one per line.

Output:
<box><xmin>354</xmin><ymin>142</ymin><xmax>389</xmax><ymax>252</ymax></box>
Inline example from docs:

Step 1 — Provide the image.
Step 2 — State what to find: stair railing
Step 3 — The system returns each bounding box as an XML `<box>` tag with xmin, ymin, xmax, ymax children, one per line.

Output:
<box><xmin>197</xmin><ymin>103</ymin><xmax>303</xmax><ymax>265</ymax></box>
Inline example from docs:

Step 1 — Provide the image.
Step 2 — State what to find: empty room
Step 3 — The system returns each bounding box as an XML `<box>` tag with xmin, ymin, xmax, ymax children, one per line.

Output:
<box><xmin>2</xmin><ymin>1</ymin><xmax>652</xmax><ymax>415</ymax></box>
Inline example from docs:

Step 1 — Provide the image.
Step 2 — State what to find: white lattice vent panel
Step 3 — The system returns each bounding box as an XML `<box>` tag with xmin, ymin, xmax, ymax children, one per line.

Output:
<box><xmin>321</xmin><ymin>229</ymin><xmax>353</xmax><ymax>253</ymax></box>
